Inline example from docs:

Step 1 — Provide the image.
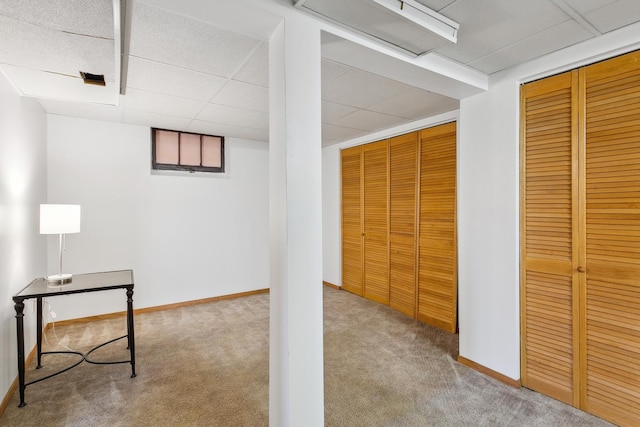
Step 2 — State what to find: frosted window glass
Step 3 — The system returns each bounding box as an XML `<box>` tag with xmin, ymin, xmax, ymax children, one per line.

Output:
<box><xmin>180</xmin><ymin>133</ymin><xmax>201</xmax><ymax>166</ymax></box>
<box><xmin>152</xmin><ymin>128</ymin><xmax>224</xmax><ymax>173</ymax></box>
<box><xmin>202</xmin><ymin>136</ymin><xmax>222</xmax><ymax>167</ymax></box>
<box><xmin>155</xmin><ymin>130</ymin><xmax>179</xmax><ymax>164</ymax></box>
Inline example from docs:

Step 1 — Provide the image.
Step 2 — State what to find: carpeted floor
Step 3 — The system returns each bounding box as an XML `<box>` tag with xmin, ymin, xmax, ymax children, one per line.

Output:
<box><xmin>1</xmin><ymin>287</ymin><xmax>614</xmax><ymax>426</ymax></box>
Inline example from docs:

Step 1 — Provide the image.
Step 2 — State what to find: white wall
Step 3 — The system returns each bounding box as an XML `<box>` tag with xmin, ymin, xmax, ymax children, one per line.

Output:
<box><xmin>457</xmin><ymin>25</ymin><xmax>640</xmax><ymax>380</ymax></box>
<box><xmin>0</xmin><ymin>73</ymin><xmax>47</xmax><ymax>404</ymax></box>
<box><xmin>321</xmin><ymin>144</ymin><xmax>340</xmax><ymax>286</ymax></box>
<box><xmin>46</xmin><ymin>115</ymin><xmax>269</xmax><ymax>321</ymax></box>
<box><xmin>458</xmin><ymin>79</ymin><xmax>520</xmax><ymax>378</ymax></box>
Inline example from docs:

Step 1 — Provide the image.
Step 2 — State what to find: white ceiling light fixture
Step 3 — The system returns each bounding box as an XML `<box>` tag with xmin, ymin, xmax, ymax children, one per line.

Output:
<box><xmin>293</xmin><ymin>0</ymin><xmax>459</xmax><ymax>57</ymax></box>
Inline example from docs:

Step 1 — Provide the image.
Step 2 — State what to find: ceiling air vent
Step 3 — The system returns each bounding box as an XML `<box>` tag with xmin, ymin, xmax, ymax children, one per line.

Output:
<box><xmin>293</xmin><ymin>0</ymin><xmax>458</xmax><ymax>57</ymax></box>
<box><xmin>79</xmin><ymin>71</ymin><xmax>106</xmax><ymax>86</ymax></box>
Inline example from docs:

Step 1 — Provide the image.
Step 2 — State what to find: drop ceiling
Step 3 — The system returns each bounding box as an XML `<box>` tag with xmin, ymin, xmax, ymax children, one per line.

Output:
<box><xmin>1</xmin><ymin>0</ymin><xmax>639</xmax><ymax>146</ymax></box>
<box><xmin>293</xmin><ymin>0</ymin><xmax>459</xmax><ymax>56</ymax></box>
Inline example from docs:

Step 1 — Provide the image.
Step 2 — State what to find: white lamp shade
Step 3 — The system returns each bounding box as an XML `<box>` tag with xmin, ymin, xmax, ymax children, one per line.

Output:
<box><xmin>40</xmin><ymin>204</ymin><xmax>81</xmax><ymax>234</ymax></box>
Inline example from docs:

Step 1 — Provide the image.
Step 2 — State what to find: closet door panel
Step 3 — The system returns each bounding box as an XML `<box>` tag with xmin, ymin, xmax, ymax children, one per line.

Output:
<box><xmin>418</xmin><ymin>122</ymin><xmax>457</xmax><ymax>333</ymax></box>
<box><xmin>341</xmin><ymin>146</ymin><xmax>363</xmax><ymax>296</ymax></box>
<box><xmin>389</xmin><ymin>235</ymin><xmax>415</xmax><ymax>316</ymax></box>
<box><xmin>389</xmin><ymin>132</ymin><xmax>418</xmax><ymax>317</ymax></box>
<box><xmin>582</xmin><ymin>52</ymin><xmax>640</xmax><ymax>426</ymax></box>
<box><xmin>362</xmin><ymin>140</ymin><xmax>389</xmax><ymax>304</ymax></box>
<box><xmin>520</xmin><ymin>71</ymin><xmax>578</xmax><ymax>405</ymax></box>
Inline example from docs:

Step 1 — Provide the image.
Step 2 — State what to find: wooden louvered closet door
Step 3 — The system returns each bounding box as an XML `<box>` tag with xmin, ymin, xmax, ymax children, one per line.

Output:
<box><xmin>362</xmin><ymin>140</ymin><xmax>389</xmax><ymax>304</ymax></box>
<box><xmin>521</xmin><ymin>50</ymin><xmax>640</xmax><ymax>427</ymax></box>
<box><xmin>389</xmin><ymin>132</ymin><xmax>418</xmax><ymax>317</ymax></box>
<box><xmin>520</xmin><ymin>70</ymin><xmax>579</xmax><ymax>406</ymax></box>
<box><xmin>341</xmin><ymin>146</ymin><xmax>363</xmax><ymax>296</ymax></box>
<box><xmin>418</xmin><ymin>122</ymin><xmax>458</xmax><ymax>333</ymax></box>
<box><xmin>340</xmin><ymin>127</ymin><xmax>458</xmax><ymax>330</ymax></box>
<box><xmin>581</xmin><ymin>51</ymin><xmax>640</xmax><ymax>427</ymax></box>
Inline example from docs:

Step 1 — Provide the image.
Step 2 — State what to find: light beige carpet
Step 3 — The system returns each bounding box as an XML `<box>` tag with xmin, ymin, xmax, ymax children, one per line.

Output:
<box><xmin>1</xmin><ymin>287</ymin><xmax>614</xmax><ymax>426</ymax></box>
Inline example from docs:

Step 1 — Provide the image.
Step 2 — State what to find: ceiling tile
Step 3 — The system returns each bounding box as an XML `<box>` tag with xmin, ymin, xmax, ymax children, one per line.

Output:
<box><xmin>212</xmin><ymin>81</ymin><xmax>269</xmax><ymax>113</ymax></box>
<box><xmin>322</xmin><ymin>138</ymin><xmax>340</xmax><ymax>147</ymax></box>
<box><xmin>232</xmin><ymin>44</ymin><xmax>269</xmax><ymax>87</ymax></box>
<box><xmin>469</xmin><ymin>20</ymin><xmax>594</xmax><ymax>73</ymax></box>
<box><xmin>436</xmin><ymin>0</ymin><xmax>570</xmax><ymax>66</ymax></box>
<box><xmin>235</xmin><ymin>127</ymin><xmax>269</xmax><ymax>142</ymax></box>
<box><xmin>2</xmin><ymin>65</ymin><xmax>117</xmax><ymax>104</ymax></box>
<box><xmin>582</xmin><ymin>0</ymin><xmax>640</xmax><ymax>33</ymax></box>
<box><xmin>123</xmin><ymin>109</ymin><xmax>192</xmax><ymax>131</ymax></box>
<box><xmin>0</xmin><ymin>16</ymin><xmax>115</xmax><ymax>79</ymax></box>
<box><xmin>196</xmin><ymin>103</ymin><xmax>268</xmax><ymax>130</ymax></box>
<box><xmin>40</xmin><ymin>98</ymin><xmax>124</xmax><ymax>122</ymax></box>
<box><xmin>333</xmin><ymin>109</ymin><xmax>410</xmax><ymax>132</ymax></box>
<box><xmin>414</xmin><ymin>0</ymin><xmax>458</xmax><ymax>11</ymax></box>
<box><xmin>367</xmin><ymin>89</ymin><xmax>459</xmax><ymax>119</ymax></box>
<box><xmin>299</xmin><ymin>0</ymin><xmax>456</xmax><ymax>56</ymax></box>
<box><xmin>123</xmin><ymin>88</ymin><xmax>206</xmax><ymax>118</ymax></box>
<box><xmin>322</xmin><ymin>68</ymin><xmax>411</xmax><ymax>109</ymax></box>
<box><xmin>125</xmin><ymin>56</ymin><xmax>227</xmax><ymax>101</ymax></box>
<box><xmin>322</xmin><ymin>101</ymin><xmax>359</xmax><ymax>123</ymax></box>
<box><xmin>186</xmin><ymin>120</ymin><xmax>251</xmax><ymax>138</ymax></box>
<box><xmin>563</xmin><ymin>0</ymin><xmax>618</xmax><ymax>14</ymax></box>
<box><xmin>142</xmin><ymin>0</ymin><xmax>282</xmax><ymax>41</ymax></box>
<box><xmin>129</xmin><ymin>1</ymin><xmax>260</xmax><ymax>77</ymax></box>
<box><xmin>320</xmin><ymin>59</ymin><xmax>351</xmax><ymax>86</ymax></box>
<box><xmin>322</xmin><ymin>123</ymin><xmax>368</xmax><ymax>141</ymax></box>
<box><xmin>0</xmin><ymin>0</ymin><xmax>113</xmax><ymax>39</ymax></box>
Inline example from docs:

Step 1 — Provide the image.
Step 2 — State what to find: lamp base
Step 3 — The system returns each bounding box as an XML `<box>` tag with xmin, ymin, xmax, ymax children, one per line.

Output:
<box><xmin>46</xmin><ymin>273</ymin><xmax>73</xmax><ymax>286</ymax></box>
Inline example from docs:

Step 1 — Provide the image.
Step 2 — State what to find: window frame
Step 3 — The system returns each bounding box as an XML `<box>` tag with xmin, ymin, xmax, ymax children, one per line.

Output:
<box><xmin>151</xmin><ymin>128</ymin><xmax>225</xmax><ymax>174</ymax></box>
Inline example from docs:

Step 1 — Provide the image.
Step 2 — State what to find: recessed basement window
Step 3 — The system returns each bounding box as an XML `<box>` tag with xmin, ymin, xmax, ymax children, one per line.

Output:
<box><xmin>151</xmin><ymin>128</ymin><xmax>225</xmax><ymax>173</ymax></box>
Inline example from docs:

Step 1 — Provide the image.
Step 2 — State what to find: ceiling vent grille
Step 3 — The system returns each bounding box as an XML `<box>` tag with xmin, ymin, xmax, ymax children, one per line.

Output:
<box><xmin>293</xmin><ymin>0</ymin><xmax>458</xmax><ymax>57</ymax></box>
<box><xmin>79</xmin><ymin>71</ymin><xmax>106</xmax><ymax>86</ymax></box>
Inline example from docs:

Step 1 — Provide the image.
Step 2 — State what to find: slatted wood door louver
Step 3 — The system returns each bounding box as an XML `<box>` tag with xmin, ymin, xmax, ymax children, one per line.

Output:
<box><xmin>340</xmin><ymin>123</ymin><xmax>457</xmax><ymax>333</ymax></box>
<box><xmin>389</xmin><ymin>132</ymin><xmax>419</xmax><ymax>317</ymax></box>
<box><xmin>582</xmin><ymin>52</ymin><xmax>640</xmax><ymax>427</ymax></box>
<box><xmin>340</xmin><ymin>141</ymin><xmax>391</xmax><ymax>303</ymax></box>
<box><xmin>341</xmin><ymin>146</ymin><xmax>363</xmax><ymax>296</ymax></box>
<box><xmin>418</xmin><ymin>123</ymin><xmax>458</xmax><ymax>333</ymax></box>
<box><xmin>521</xmin><ymin>70</ymin><xmax>579</xmax><ymax>406</ymax></box>
<box><xmin>362</xmin><ymin>140</ymin><xmax>390</xmax><ymax>305</ymax></box>
<box><xmin>521</xmin><ymin>50</ymin><xmax>640</xmax><ymax>427</ymax></box>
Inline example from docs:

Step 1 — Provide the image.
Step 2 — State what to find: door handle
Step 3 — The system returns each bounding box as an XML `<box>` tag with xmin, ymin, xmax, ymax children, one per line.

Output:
<box><xmin>577</xmin><ymin>266</ymin><xmax>585</xmax><ymax>273</ymax></box>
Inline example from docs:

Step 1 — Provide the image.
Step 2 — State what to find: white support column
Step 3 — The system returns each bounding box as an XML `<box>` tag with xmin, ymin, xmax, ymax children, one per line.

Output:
<box><xmin>268</xmin><ymin>16</ymin><xmax>324</xmax><ymax>427</ymax></box>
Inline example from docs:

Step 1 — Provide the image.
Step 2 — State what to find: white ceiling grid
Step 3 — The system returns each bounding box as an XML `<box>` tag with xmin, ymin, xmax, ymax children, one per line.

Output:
<box><xmin>0</xmin><ymin>0</ymin><xmax>639</xmax><ymax>146</ymax></box>
<box><xmin>125</xmin><ymin>57</ymin><xmax>228</xmax><ymax>101</ymax></box>
<box><xmin>427</xmin><ymin>0</ymin><xmax>640</xmax><ymax>73</ymax></box>
<box><xmin>320</xmin><ymin>58</ymin><xmax>459</xmax><ymax>145</ymax></box>
<box><xmin>0</xmin><ymin>0</ymin><xmax>116</xmax><ymax>104</ymax></box>
<box><xmin>123</xmin><ymin>1</ymin><xmax>269</xmax><ymax>140</ymax></box>
<box><xmin>0</xmin><ymin>0</ymin><xmax>114</xmax><ymax>36</ymax></box>
<box><xmin>434</xmin><ymin>0</ymin><xmax>587</xmax><ymax>72</ymax></box>
<box><xmin>129</xmin><ymin>1</ymin><xmax>260</xmax><ymax>77</ymax></box>
<box><xmin>578</xmin><ymin>0</ymin><xmax>640</xmax><ymax>32</ymax></box>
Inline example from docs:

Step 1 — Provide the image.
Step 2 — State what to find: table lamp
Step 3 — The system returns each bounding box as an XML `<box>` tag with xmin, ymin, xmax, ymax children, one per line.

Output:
<box><xmin>40</xmin><ymin>204</ymin><xmax>81</xmax><ymax>283</ymax></box>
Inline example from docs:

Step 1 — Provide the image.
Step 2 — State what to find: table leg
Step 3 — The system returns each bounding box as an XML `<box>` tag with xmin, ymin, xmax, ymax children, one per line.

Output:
<box><xmin>36</xmin><ymin>297</ymin><xmax>43</xmax><ymax>369</ymax></box>
<box><xmin>126</xmin><ymin>288</ymin><xmax>136</xmax><ymax>378</ymax></box>
<box><xmin>14</xmin><ymin>300</ymin><xmax>26</xmax><ymax>407</ymax></box>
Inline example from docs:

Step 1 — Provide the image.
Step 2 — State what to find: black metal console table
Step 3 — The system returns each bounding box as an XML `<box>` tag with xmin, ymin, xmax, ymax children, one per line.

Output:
<box><xmin>12</xmin><ymin>270</ymin><xmax>137</xmax><ymax>407</ymax></box>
